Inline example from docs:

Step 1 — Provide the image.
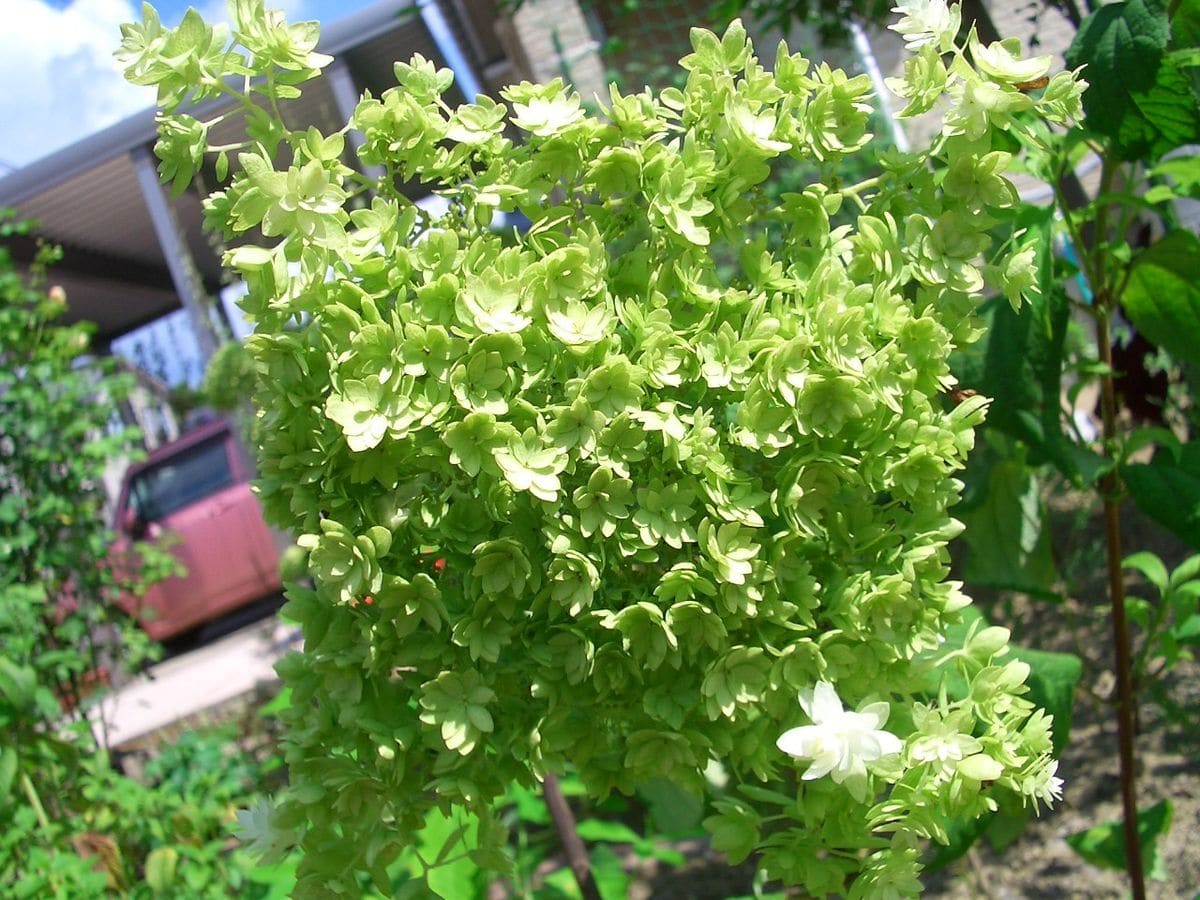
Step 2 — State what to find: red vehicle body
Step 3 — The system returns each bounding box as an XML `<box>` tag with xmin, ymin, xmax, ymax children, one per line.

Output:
<box><xmin>112</xmin><ymin>418</ymin><xmax>282</xmax><ymax>641</ymax></box>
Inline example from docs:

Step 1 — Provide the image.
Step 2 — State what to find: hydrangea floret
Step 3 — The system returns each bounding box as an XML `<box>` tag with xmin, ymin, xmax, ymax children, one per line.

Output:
<box><xmin>776</xmin><ymin>682</ymin><xmax>902</xmax><ymax>800</ymax></box>
<box><xmin>119</xmin><ymin>1</ymin><xmax>1086</xmax><ymax>895</ymax></box>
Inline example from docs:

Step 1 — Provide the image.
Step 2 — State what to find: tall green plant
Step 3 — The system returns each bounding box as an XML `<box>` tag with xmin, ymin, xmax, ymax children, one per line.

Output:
<box><xmin>948</xmin><ymin>1</ymin><xmax>1200</xmax><ymax>895</ymax></box>
<box><xmin>119</xmin><ymin>2</ymin><xmax>1085</xmax><ymax>895</ymax></box>
<box><xmin>0</xmin><ymin>216</ymin><xmax>178</xmax><ymax>722</ymax></box>
<box><xmin>0</xmin><ymin>217</ymin><xmax>193</xmax><ymax>894</ymax></box>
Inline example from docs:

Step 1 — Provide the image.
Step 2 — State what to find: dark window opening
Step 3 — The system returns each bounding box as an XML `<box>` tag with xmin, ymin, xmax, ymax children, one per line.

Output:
<box><xmin>129</xmin><ymin>437</ymin><xmax>234</xmax><ymax>521</ymax></box>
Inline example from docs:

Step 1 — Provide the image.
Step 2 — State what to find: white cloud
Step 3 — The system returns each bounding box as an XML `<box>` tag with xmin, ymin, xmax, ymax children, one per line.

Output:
<box><xmin>0</xmin><ymin>0</ymin><xmax>307</xmax><ymax>172</ymax></box>
<box><xmin>0</xmin><ymin>0</ymin><xmax>158</xmax><ymax>169</ymax></box>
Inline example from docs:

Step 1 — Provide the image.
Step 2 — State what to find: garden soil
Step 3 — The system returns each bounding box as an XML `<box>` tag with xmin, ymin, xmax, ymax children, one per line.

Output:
<box><xmin>921</xmin><ymin>491</ymin><xmax>1200</xmax><ymax>899</ymax></box>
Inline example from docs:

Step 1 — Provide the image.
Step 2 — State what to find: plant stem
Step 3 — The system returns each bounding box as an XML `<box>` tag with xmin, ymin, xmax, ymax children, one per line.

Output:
<box><xmin>1087</xmin><ymin>148</ymin><xmax>1145</xmax><ymax>899</ymax></box>
<box><xmin>20</xmin><ymin>772</ymin><xmax>63</xmax><ymax>893</ymax></box>
<box><xmin>20</xmin><ymin>772</ymin><xmax>51</xmax><ymax>832</ymax></box>
<box><xmin>1096</xmin><ymin>303</ymin><xmax>1147</xmax><ymax>900</ymax></box>
<box><xmin>542</xmin><ymin>773</ymin><xmax>601</xmax><ymax>900</ymax></box>
<box><xmin>966</xmin><ymin>847</ymin><xmax>998</xmax><ymax>900</ymax></box>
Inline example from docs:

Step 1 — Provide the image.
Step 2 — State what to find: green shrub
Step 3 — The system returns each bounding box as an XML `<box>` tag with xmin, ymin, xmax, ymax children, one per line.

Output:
<box><xmin>118</xmin><ymin>2</ymin><xmax>1084</xmax><ymax>894</ymax></box>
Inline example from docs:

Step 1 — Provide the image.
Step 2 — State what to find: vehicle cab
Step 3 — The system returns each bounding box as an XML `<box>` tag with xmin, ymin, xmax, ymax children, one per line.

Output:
<box><xmin>113</xmin><ymin>418</ymin><xmax>282</xmax><ymax>641</ymax></box>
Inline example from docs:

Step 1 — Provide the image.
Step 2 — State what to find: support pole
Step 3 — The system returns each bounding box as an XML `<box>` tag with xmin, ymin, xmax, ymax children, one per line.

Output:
<box><xmin>850</xmin><ymin>21</ymin><xmax>909</xmax><ymax>152</ymax></box>
<box><xmin>418</xmin><ymin>0</ymin><xmax>484</xmax><ymax>102</ymax></box>
<box><xmin>129</xmin><ymin>145</ymin><xmax>218</xmax><ymax>362</ymax></box>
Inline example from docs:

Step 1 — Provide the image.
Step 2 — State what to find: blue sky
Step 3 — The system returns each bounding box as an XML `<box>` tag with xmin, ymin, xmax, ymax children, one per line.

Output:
<box><xmin>0</xmin><ymin>0</ymin><xmax>377</xmax><ymax>173</ymax></box>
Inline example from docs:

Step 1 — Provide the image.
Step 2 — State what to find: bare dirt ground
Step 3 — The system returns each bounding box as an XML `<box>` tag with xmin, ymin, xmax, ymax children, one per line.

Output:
<box><xmin>924</xmin><ymin>493</ymin><xmax>1200</xmax><ymax>900</ymax></box>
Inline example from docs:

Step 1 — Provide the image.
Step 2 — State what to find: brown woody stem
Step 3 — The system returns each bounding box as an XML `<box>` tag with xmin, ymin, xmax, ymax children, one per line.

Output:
<box><xmin>542</xmin><ymin>773</ymin><xmax>602</xmax><ymax>900</ymax></box>
<box><xmin>1087</xmin><ymin>147</ymin><xmax>1145</xmax><ymax>900</ymax></box>
<box><xmin>1096</xmin><ymin>303</ymin><xmax>1146</xmax><ymax>900</ymax></box>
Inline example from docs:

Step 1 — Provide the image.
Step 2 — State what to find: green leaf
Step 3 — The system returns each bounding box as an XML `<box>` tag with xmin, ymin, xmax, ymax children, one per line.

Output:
<box><xmin>983</xmin><ymin>787</ymin><xmax>1035</xmax><ymax>853</ymax></box>
<box><xmin>703</xmin><ymin>799</ymin><xmax>760</xmax><ymax>865</ymax></box>
<box><xmin>1128</xmin><ymin>51</ymin><xmax>1200</xmax><ymax>157</ymax></box>
<box><xmin>1174</xmin><ymin>612</ymin><xmax>1200</xmax><ymax>644</ymax></box>
<box><xmin>1172</xmin><ymin>0</ymin><xmax>1200</xmax><ymax>48</ymax></box>
<box><xmin>637</xmin><ymin>778</ymin><xmax>704</xmax><ymax>834</ymax></box>
<box><xmin>1067</xmin><ymin>0</ymin><xmax>1200</xmax><ymax>159</ymax></box>
<box><xmin>1121</xmin><ymin>441</ymin><xmax>1200</xmax><ymax>548</ymax></box>
<box><xmin>418</xmin><ymin>807</ymin><xmax>483</xmax><ymax>899</ymax></box>
<box><xmin>242</xmin><ymin>852</ymin><xmax>299</xmax><ymax>893</ymax></box>
<box><xmin>958</xmin><ymin>450</ymin><xmax>1059</xmax><ymax>597</ymax></box>
<box><xmin>538</xmin><ymin>867</ymin><xmax>585</xmax><ymax>898</ymax></box>
<box><xmin>0</xmin><ymin>657</ymin><xmax>36</xmax><ymax>711</ymax></box>
<box><xmin>506</xmin><ymin>783</ymin><xmax>551</xmax><ymax>825</ymax></box>
<box><xmin>590</xmin><ymin>844</ymin><xmax>631</xmax><ymax>900</ymax></box>
<box><xmin>1123</xmin><ymin>551</ymin><xmax>1170</xmax><ymax>592</ymax></box>
<box><xmin>1066</xmin><ymin>799</ymin><xmax>1173</xmax><ymax>879</ymax></box>
<box><xmin>1121</xmin><ymin>231</ymin><xmax>1200</xmax><ymax>369</ymax></box>
<box><xmin>144</xmin><ymin>847</ymin><xmax>179</xmax><ymax>893</ymax></box>
<box><xmin>0</xmin><ymin>747</ymin><xmax>16</xmax><ymax>802</ymax></box>
<box><xmin>574</xmin><ymin>819</ymin><xmax>642</xmax><ymax>844</ymax></box>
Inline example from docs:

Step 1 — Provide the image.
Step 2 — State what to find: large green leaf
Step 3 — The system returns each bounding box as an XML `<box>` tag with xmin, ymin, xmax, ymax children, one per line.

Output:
<box><xmin>1121</xmin><ymin>230</ymin><xmax>1200</xmax><ymax>369</ymax></box>
<box><xmin>952</xmin><ymin>211</ymin><xmax>1105</xmax><ymax>485</ymax></box>
<box><xmin>417</xmin><ymin>807</ymin><xmax>484</xmax><ymax>899</ymax></box>
<box><xmin>1067</xmin><ymin>0</ymin><xmax>1200</xmax><ymax>160</ymax></box>
<box><xmin>1121</xmin><ymin>441</ymin><xmax>1200</xmax><ymax>548</ymax></box>
<box><xmin>1129</xmin><ymin>51</ymin><xmax>1200</xmax><ymax>156</ymax></box>
<box><xmin>590</xmin><ymin>845</ymin><xmax>631</xmax><ymax>900</ymax></box>
<box><xmin>958</xmin><ymin>450</ymin><xmax>1060</xmax><ymax>598</ymax></box>
<box><xmin>1067</xmin><ymin>800</ymin><xmax>1173</xmax><ymax>879</ymax></box>
<box><xmin>637</xmin><ymin>778</ymin><xmax>705</xmax><ymax>834</ymax></box>
<box><xmin>1173</xmin><ymin>0</ymin><xmax>1200</xmax><ymax>48</ymax></box>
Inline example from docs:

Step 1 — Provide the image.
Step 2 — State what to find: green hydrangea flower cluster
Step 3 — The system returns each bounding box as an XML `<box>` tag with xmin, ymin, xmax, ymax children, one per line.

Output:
<box><xmin>120</xmin><ymin>1</ymin><xmax>1084</xmax><ymax>894</ymax></box>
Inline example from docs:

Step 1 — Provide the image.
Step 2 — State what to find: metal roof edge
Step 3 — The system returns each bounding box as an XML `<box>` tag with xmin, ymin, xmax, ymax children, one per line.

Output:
<box><xmin>0</xmin><ymin>107</ymin><xmax>159</xmax><ymax>207</ymax></box>
<box><xmin>320</xmin><ymin>0</ymin><xmax>421</xmax><ymax>56</ymax></box>
<box><xmin>0</xmin><ymin>0</ymin><xmax>419</xmax><ymax>207</ymax></box>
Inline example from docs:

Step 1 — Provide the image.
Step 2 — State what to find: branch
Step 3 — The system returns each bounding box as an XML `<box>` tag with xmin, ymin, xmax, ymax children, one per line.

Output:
<box><xmin>542</xmin><ymin>773</ymin><xmax>602</xmax><ymax>900</ymax></box>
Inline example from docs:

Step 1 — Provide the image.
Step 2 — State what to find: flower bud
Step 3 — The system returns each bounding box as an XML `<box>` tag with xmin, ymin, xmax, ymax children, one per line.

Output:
<box><xmin>969</xmin><ymin>625</ymin><xmax>1011</xmax><ymax>659</ymax></box>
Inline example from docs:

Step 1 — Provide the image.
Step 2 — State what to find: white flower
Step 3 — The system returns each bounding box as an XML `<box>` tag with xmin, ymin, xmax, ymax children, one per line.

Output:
<box><xmin>776</xmin><ymin>682</ymin><xmax>903</xmax><ymax>790</ymax></box>
<box><xmin>910</xmin><ymin>723</ymin><xmax>982</xmax><ymax>780</ymax></box>
<box><xmin>511</xmin><ymin>95</ymin><xmax>584</xmax><ymax>137</ymax></box>
<box><xmin>1032</xmin><ymin>760</ymin><xmax>1065</xmax><ymax>808</ymax></box>
<box><xmin>890</xmin><ymin>0</ymin><xmax>961</xmax><ymax>52</ymax></box>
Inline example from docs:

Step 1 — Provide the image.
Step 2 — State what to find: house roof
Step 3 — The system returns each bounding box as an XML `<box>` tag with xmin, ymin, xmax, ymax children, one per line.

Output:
<box><xmin>0</xmin><ymin>0</ymin><xmax>506</xmax><ymax>344</ymax></box>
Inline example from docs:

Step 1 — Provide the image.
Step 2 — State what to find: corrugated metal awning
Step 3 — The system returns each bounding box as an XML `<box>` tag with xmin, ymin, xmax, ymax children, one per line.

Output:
<box><xmin>0</xmin><ymin>0</ymin><xmax>504</xmax><ymax>344</ymax></box>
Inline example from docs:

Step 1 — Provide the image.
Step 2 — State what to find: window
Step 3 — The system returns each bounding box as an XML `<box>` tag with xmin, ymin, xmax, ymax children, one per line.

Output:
<box><xmin>128</xmin><ymin>436</ymin><xmax>234</xmax><ymax>521</ymax></box>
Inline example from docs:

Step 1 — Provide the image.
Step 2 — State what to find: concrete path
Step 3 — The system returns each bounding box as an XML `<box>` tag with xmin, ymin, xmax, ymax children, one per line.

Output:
<box><xmin>92</xmin><ymin>614</ymin><xmax>301</xmax><ymax>748</ymax></box>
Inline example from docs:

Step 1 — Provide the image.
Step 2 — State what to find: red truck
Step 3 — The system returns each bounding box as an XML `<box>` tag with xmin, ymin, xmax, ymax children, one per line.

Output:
<box><xmin>113</xmin><ymin>418</ymin><xmax>283</xmax><ymax>641</ymax></box>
